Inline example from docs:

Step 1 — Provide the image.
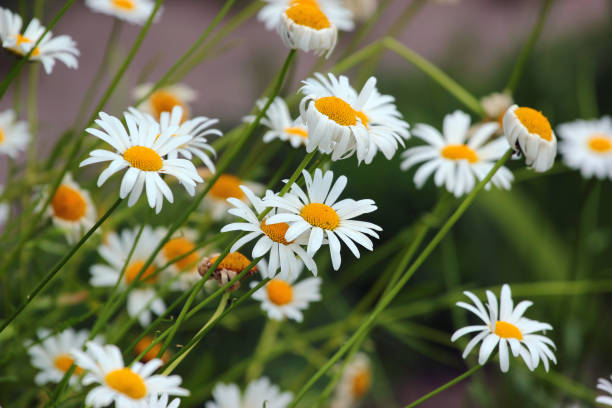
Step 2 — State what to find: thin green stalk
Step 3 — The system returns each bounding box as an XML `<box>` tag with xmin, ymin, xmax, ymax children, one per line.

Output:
<box><xmin>246</xmin><ymin>319</ymin><xmax>281</xmax><ymax>381</ymax></box>
<box><xmin>404</xmin><ymin>365</ymin><xmax>482</xmax><ymax>408</ymax></box>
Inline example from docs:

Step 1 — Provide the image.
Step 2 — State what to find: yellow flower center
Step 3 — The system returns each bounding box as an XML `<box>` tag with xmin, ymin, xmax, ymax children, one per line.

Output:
<box><xmin>134</xmin><ymin>336</ymin><xmax>169</xmax><ymax>363</ymax></box>
<box><xmin>112</xmin><ymin>0</ymin><xmax>136</xmax><ymax>10</ymax></box>
<box><xmin>266</xmin><ymin>279</ymin><xmax>294</xmax><ymax>306</ymax></box>
<box><xmin>356</xmin><ymin>111</ymin><xmax>369</xmax><ymax>128</ymax></box>
<box><xmin>260</xmin><ymin>219</ymin><xmax>292</xmax><ymax>245</ymax></box>
<box><xmin>210</xmin><ymin>252</ymin><xmax>253</xmax><ymax>272</ymax></box>
<box><xmin>53</xmin><ymin>354</ymin><xmax>83</xmax><ymax>375</ymax></box>
<box><xmin>0</xmin><ymin>128</ymin><xmax>4</xmax><ymax>142</ymax></box>
<box><xmin>314</xmin><ymin>96</ymin><xmax>359</xmax><ymax>127</ymax></box>
<box><xmin>351</xmin><ymin>369</ymin><xmax>371</xmax><ymax>398</ymax></box>
<box><xmin>150</xmin><ymin>90</ymin><xmax>188</xmax><ymax>122</ymax></box>
<box><xmin>51</xmin><ymin>184</ymin><xmax>87</xmax><ymax>221</ymax></box>
<box><xmin>494</xmin><ymin>320</ymin><xmax>523</xmax><ymax>340</ymax></box>
<box><xmin>125</xmin><ymin>260</ymin><xmax>157</xmax><ymax>284</ymax></box>
<box><xmin>11</xmin><ymin>34</ymin><xmax>40</xmax><ymax>56</ymax></box>
<box><xmin>105</xmin><ymin>368</ymin><xmax>147</xmax><ymax>400</ymax></box>
<box><xmin>441</xmin><ymin>144</ymin><xmax>479</xmax><ymax>163</ymax></box>
<box><xmin>515</xmin><ymin>107</ymin><xmax>553</xmax><ymax>141</ymax></box>
<box><xmin>285</xmin><ymin>3</ymin><xmax>331</xmax><ymax>30</ymax></box>
<box><xmin>284</xmin><ymin>127</ymin><xmax>308</xmax><ymax>139</ymax></box>
<box><xmin>209</xmin><ymin>174</ymin><xmax>245</xmax><ymax>201</ymax></box>
<box><xmin>163</xmin><ymin>237</ymin><xmax>199</xmax><ymax>271</ymax></box>
<box><xmin>300</xmin><ymin>203</ymin><xmax>340</xmax><ymax>230</ymax></box>
<box><xmin>587</xmin><ymin>133</ymin><xmax>612</xmax><ymax>153</ymax></box>
<box><xmin>123</xmin><ymin>146</ymin><xmax>163</xmax><ymax>172</ymax></box>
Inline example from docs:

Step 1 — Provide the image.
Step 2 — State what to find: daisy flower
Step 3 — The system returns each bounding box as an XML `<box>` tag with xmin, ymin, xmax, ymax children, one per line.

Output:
<box><xmin>157</xmin><ymin>228</ymin><xmax>202</xmax><ymax>290</ymax></box>
<box><xmin>221</xmin><ymin>185</ymin><xmax>317</xmax><ymax>280</ymax></box>
<box><xmin>278</xmin><ymin>1</ymin><xmax>338</xmax><ymax>57</ymax></box>
<box><xmin>597</xmin><ymin>375</ymin><xmax>612</xmax><ymax>406</ymax></box>
<box><xmin>43</xmin><ymin>173</ymin><xmax>97</xmax><ymax>244</ymax></box>
<box><xmin>133</xmin><ymin>335</ymin><xmax>170</xmax><ymax>363</ymax></box>
<box><xmin>206</xmin><ymin>377</ymin><xmax>293</xmax><ymax>408</ymax></box>
<box><xmin>0</xmin><ymin>109</ymin><xmax>30</xmax><ymax>158</ymax></box>
<box><xmin>200</xmin><ymin>171</ymin><xmax>264</xmax><ymax>220</ymax></box>
<box><xmin>134</xmin><ymin>83</ymin><xmax>196</xmax><ymax>122</ymax></box>
<box><xmin>330</xmin><ymin>353</ymin><xmax>371</xmax><ymax>408</ymax></box>
<box><xmin>264</xmin><ymin>169</ymin><xmax>381</xmax><ymax>270</ymax></box>
<box><xmin>198</xmin><ymin>251</ymin><xmax>258</xmax><ymax>291</ymax></box>
<box><xmin>342</xmin><ymin>0</ymin><xmax>376</xmax><ymax>22</ymax></box>
<box><xmin>0</xmin><ymin>7</ymin><xmax>79</xmax><ymax>74</ymax></box>
<box><xmin>258</xmin><ymin>0</ymin><xmax>354</xmax><ymax>32</ymax></box>
<box><xmin>400</xmin><ymin>110</ymin><xmax>513</xmax><ymax>197</ymax></box>
<box><xmin>71</xmin><ymin>341</ymin><xmax>188</xmax><ymax>408</ymax></box>
<box><xmin>90</xmin><ymin>226</ymin><xmax>166</xmax><ymax>327</ymax></box>
<box><xmin>557</xmin><ymin>116</ymin><xmax>612</xmax><ymax>180</ymax></box>
<box><xmin>244</xmin><ymin>97</ymin><xmax>308</xmax><ymax>148</ymax></box>
<box><xmin>85</xmin><ymin>0</ymin><xmax>161</xmax><ymax>25</ymax></box>
<box><xmin>451</xmin><ymin>284</ymin><xmax>557</xmax><ymax>373</ymax></box>
<box><xmin>80</xmin><ymin>109</ymin><xmax>202</xmax><ymax>213</ymax></box>
<box><xmin>147</xmin><ymin>394</ymin><xmax>181</xmax><ymax>408</ymax></box>
<box><xmin>503</xmin><ymin>104</ymin><xmax>557</xmax><ymax>172</ymax></box>
<box><xmin>480</xmin><ymin>91</ymin><xmax>513</xmax><ymax>124</ymax></box>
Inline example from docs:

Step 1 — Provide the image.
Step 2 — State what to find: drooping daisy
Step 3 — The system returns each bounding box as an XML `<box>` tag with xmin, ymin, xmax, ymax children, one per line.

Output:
<box><xmin>43</xmin><ymin>173</ymin><xmax>97</xmax><ymax>244</ymax></box>
<box><xmin>0</xmin><ymin>7</ymin><xmax>79</xmax><ymax>74</ymax></box>
<box><xmin>205</xmin><ymin>377</ymin><xmax>293</xmax><ymax>408</ymax></box>
<box><xmin>597</xmin><ymin>375</ymin><xmax>612</xmax><ymax>406</ymax></box>
<box><xmin>480</xmin><ymin>91</ymin><xmax>513</xmax><ymax>124</ymax></box>
<box><xmin>264</xmin><ymin>169</ymin><xmax>381</xmax><ymax>270</ymax></box>
<box><xmin>244</xmin><ymin>97</ymin><xmax>308</xmax><ymax>148</ymax></box>
<box><xmin>330</xmin><ymin>353</ymin><xmax>372</xmax><ymax>408</ymax></box>
<box><xmin>503</xmin><ymin>104</ymin><xmax>557</xmax><ymax>172</ymax></box>
<box><xmin>200</xmin><ymin>171</ymin><xmax>264</xmax><ymax>220</ymax></box>
<box><xmin>557</xmin><ymin>116</ymin><xmax>612</xmax><ymax>180</ymax></box>
<box><xmin>90</xmin><ymin>226</ymin><xmax>166</xmax><ymax>327</ymax></box>
<box><xmin>0</xmin><ymin>109</ymin><xmax>29</xmax><ymax>158</ymax></box>
<box><xmin>133</xmin><ymin>335</ymin><xmax>170</xmax><ymax>363</ymax></box>
<box><xmin>134</xmin><ymin>83</ymin><xmax>196</xmax><ymax>122</ymax></box>
<box><xmin>258</xmin><ymin>0</ymin><xmax>354</xmax><ymax>32</ymax></box>
<box><xmin>157</xmin><ymin>228</ymin><xmax>202</xmax><ymax>290</ymax></box>
<box><xmin>451</xmin><ymin>284</ymin><xmax>557</xmax><ymax>373</ymax></box>
<box><xmin>400</xmin><ymin>110</ymin><xmax>514</xmax><ymax>197</ymax></box>
<box><xmin>278</xmin><ymin>1</ymin><xmax>338</xmax><ymax>57</ymax></box>
<box><xmin>221</xmin><ymin>185</ymin><xmax>317</xmax><ymax>280</ymax></box>
<box><xmin>147</xmin><ymin>394</ymin><xmax>181</xmax><ymax>408</ymax></box>
<box><xmin>71</xmin><ymin>341</ymin><xmax>188</xmax><ymax>408</ymax></box>
<box><xmin>198</xmin><ymin>251</ymin><xmax>258</xmax><ymax>291</ymax></box>
<box><xmin>85</xmin><ymin>0</ymin><xmax>161</xmax><ymax>25</ymax></box>
<box><xmin>80</xmin><ymin>109</ymin><xmax>202</xmax><ymax>213</ymax></box>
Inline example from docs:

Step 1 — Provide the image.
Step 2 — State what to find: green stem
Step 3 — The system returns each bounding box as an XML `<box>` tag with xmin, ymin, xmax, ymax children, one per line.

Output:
<box><xmin>246</xmin><ymin>319</ymin><xmax>281</xmax><ymax>381</ymax></box>
<box><xmin>404</xmin><ymin>365</ymin><xmax>482</xmax><ymax>408</ymax></box>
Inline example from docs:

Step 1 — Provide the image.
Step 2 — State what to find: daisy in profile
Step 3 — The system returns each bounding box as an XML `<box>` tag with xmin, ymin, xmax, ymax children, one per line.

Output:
<box><xmin>200</xmin><ymin>171</ymin><xmax>264</xmax><ymax>220</ymax></box>
<box><xmin>133</xmin><ymin>335</ymin><xmax>170</xmax><ymax>363</ymax></box>
<box><xmin>244</xmin><ymin>97</ymin><xmax>308</xmax><ymax>148</ymax></box>
<box><xmin>85</xmin><ymin>0</ymin><xmax>161</xmax><ymax>25</ymax></box>
<box><xmin>0</xmin><ymin>109</ymin><xmax>30</xmax><ymax>158</ymax></box>
<box><xmin>331</xmin><ymin>353</ymin><xmax>371</xmax><ymax>408</ymax></box>
<box><xmin>147</xmin><ymin>394</ymin><xmax>181</xmax><ymax>408</ymax></box>
<box><xmin>597</xmin><ymin>375</ymin><xmax>612</xmax><ymax>406</ymax></box>
<box><xmin>157</xmin><ymin>228</ymin><xmax>202</xmax><ymax>289</ymax></box>
<box><xmin>503</xmin><ymin>104</ymin><xmax>557</xmax><ymax>172</ymax></box>
<box><xmin>400</xmin><ymin>110</ymin><xmax>513</xmax><ymax>197</ymax></box>
<box><xmin>451</xmin><ymin>284</ymin><xmax>557</xmax><ymax>372</ymax></box>
<box><xmin>264</xmin><ymin>169</ymin><xmax>381</xmax><ymax>270</ymax></box>
<box><xmin>198</xmin><ymin>251</ymin><xmax>258</xmax><ymax>291</ymax></box>
<box><xmin>0</xmin><ymin>7</ymin><xmax>79</xmax><ymax>74</ymax></box>
<box><xmin>258</xmin><ymin>0</ymin><xmax>354</xmax><ymax>32</ymax></box>
<box><xmin>90</xmin><ymin>226</ymin><xmax>166</xmax><ymax>327</ymax></box>
<box><xmin>278</xmin><ymin>1</ymin><xmax>338</xmax><ymax>57</ymax></box>
<box><xmin>221</xmin><ymin>185</ymin><xmax>317</xmax><ymax>280</ymax></box>
<box><xmin>80</xmin><ymin>109</ymin><xmax>202</xmax><ymax>213</ymax></box>
<box><xmin>206</xmin><ymin>377</ymin><xmax>292</xmax><ymax>408</ymax></box>
<box><xmin>43</xmin><ymin>173</ymin><xmax>97</xmax><ymax>244</ymax></box>
<box><xmin>134</xmin><ymin>83</ymin><xmax>196</xmax><ymax>122</ymax></box>
<box><xmin>557</xmin><ymin>116</ymin><xmax>612</xmax><ymax>180</ymax></box>
<box><xmin>71</xmin><ymin>341</ymin><xmax>188</xmax><ymax>408</ymax></box>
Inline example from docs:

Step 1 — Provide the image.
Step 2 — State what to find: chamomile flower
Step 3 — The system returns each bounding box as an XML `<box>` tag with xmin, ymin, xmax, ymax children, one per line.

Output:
<box><xmin>244</xmin><ymin>97</ymin><xmax>308</xmax><ymax>148</ymax></box>
<box><xmin>71</xmin><ymin>341</ymin><xmax>188</xmax><ymax>408</ymax></box>
<box><xmin>133</xmin><ymin>336</ymin><xmax>170</xmax><ymax>363</ymax></box>
<box><xmin>44</xmin><ymin>173</ymin><xmax>97</xmax><ymax>244</ymax></box>
<box><xmin>198</xmin><ymin>251</ymin><xmax>258</xmax><ymax>291</ymax></box>
<box><xmin>451</xmin><ymin>284</ymin><xmax>557</xmax><ymax>373</ymax></box>
<box><xmin>206</xmin><ymin>377</ymin><xmax>293</xmax><ymax>408</ymax></box>
<box><xmin>80</xmin><ymin>110</ymin><xmax>202</xmax><ymax>213</ymax></box>
<box><xmin>221</xmin><ymin>185</ymin><xmax>317</xmax><ymax>280</ymax></box>
<box><xmin>0</xmin><ymin>109</ymin><xmax>29</xmax><ymax>158</ymax></box>
<box><xmin>157</xmin><ymin>228</ymin><xmax>202</xmax><ymax>290</ymax></box>
<box><xmin>557</xmin><ymin>116</ymin><xmax>612</xmax><ymax>180</ymax></box>
<box><xmin>147</xmin><ymin>394</ymin><xmax>181</xmax><ymax>408</ymax></box>
<box><xmin>278</xmin><ymin>1</ymin><xmax>338</xmax><ymax>57</ymax></box>
<box><xmin>331</xmin><ymin>353</ymin><xmax>372</xmax><ymax>408</ymax></box>
<box><xmin>264</xmin><ymin>169</ymin><xmax>381</xmax><ymax>270</ymax></box>
<box><xmin>597</xmin><ymin>375</ymin><xmax>612</xmax><ymax>406</ymax></box>
<box><xmin>90</xmin><ymin>226</ymin><xmax>166</xmax><ymax>327</ymax></box>
<box><xmin>134</xmin><ymin>83</ymin><xmax>196</xmax><ymax>122</ymax></box>
<box><xmin>201</xmin><ymin>172</ymin><xmax>264</xmax><ymax>220</ymax></box>
<box><xmin>342</xmin><ymin>0</ymin><xmax>376</xmax><ymax>22</ymax></box>
<box><xmin>0</xmin><ymin>7</ymin><xmax>79</xmax><ymax>74</ymax></box>
<box><xmin>480</xmin><ymin>92</ymin><xmax>513</xmax><ymax>124</ymax></box>
<box><xmin>503</xmin><ymin>104</ymin><xmax>557</xmax><ymax>172</ymax></box>
<box><xmin>85</xmin><ymin>0</ymin><xmax>160</xmax><ymax>25</ymax></box>
<box><xmin>258</xmin><ymin>0</ymin><xmax>354</xmax><ymax>32</ymax></box>
<box><xmin>400</xmin><ymin>110</ymin><xmax>513</xmax><ymax>197</ymax></box>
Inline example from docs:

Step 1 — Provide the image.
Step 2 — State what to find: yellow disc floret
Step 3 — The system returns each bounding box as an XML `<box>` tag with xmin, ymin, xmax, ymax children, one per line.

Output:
<box><xmin>351</xmin><ymin>369</ymin><xmax>371</xmax><ymax>398</ymax></box>
<box><xmin>300</xmin><ymin>203</ymin><xmax>340</xmax><ymax>230</ymax></box>
<box><xmin>10</xmin><ymin>34</ymin><xmax>40</xmax><ymax>57</ymax></box>
<box><xmin>0</xmin><ymin>128</ymin><xmax>4</xmax><ymax>142</ymax></box>
<box><xmin>125</xmin><ymin>260</ymin><xmax>157</xmax><ymax>284</ymax></box>
<box><xmin>285</xmin><ymin>3</ymin><xmax>331</xmax><ymax>30</ymax></box>
<box><xmin>51</xmin><ymin>184</ymin><xmax>87</xmax><ymax>221</ymax></box>
<box><xmin>314</xmin><ymin>96</ymin><xmax>358</xmax><ymax>126</ymax></box>
<box><xmin>134</xmin><ymin>336</ymin><xmax>169</xmax><ymax>363</ymax></box>
<box><xmin>112</xmin><ymin>0</ymin><xmax>136</xmax><ymax>11</ymax></box>
<box><xmin>150</xmin><ymin>90</ymin><xmax>187</xmax><ymax>122</ymax></box>
<box><xmin>209</xmin><ymin>174</ymin><xmax>245</xmax><ymax>200</ymax></box>
<box><xmin>261</xmin><ymin>219</ymin><xmax>292</xmax><ymax>245</ymax></box>
<box><xmin>53</xmin><ymin>354</ymin><xmax>83</xmax><ymax>375</ymax></box>
<box><xmin>515</xmin><ymin>107</ymin><xmax>553</xmax><ymax>141</ymax></box>
<box><xmin>441</xmin><ymin>144</ymin><xmax>479</xmax><ymax>163</ymax></box>
<box><xmin>266</xmin><ymin>279</ymin><xmax>294</xmax><ymax>306</ymax></box>
<box><xmin>494</xmin><ymin>320</ymin><xmax>523</xmax><ymax>340</ymax></box>
<box><xmin>356</xmin><ymin>111</ymin><xmax>369</xmax><ymax>128</ymax></box>
<box><xmin>587</xmin><ymin>134</ymin><xmax>612</xmax><ymax>153</ymax></box>
<box><xmin>284</xmin><ymin>127</ymin><xmax>308</xmax><ymax>139</ymax></box>
<box><xmin>123</xmin><ymin>146</ymin><xmax>163</xmax><ymax>171</ymax></box>
<box><xmin>163</xmin><ymin>237</ymin><xmax>199</xmax><ymax>271</ymax></box>
<box><xmin>105</xmin><ymin>368</ymin><xmax>147</xmax><ymax>399</ymax></box>
<box><xmin>210</xmin><ymin>252</ymin><xmax>253</xmax><ymax>272</ymax></box>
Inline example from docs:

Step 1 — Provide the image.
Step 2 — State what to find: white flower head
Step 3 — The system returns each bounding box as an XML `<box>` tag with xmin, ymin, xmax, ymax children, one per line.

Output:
<box><xmin>258</xmin><ymin>0</ymin><xmax>354</xmax><ymax>32</ymax></box>
<box><xmin>147</xmin><ymin>394</ymin><xmax>182</xmax><ymax>408</ymax></box>
<box><xmin>0</xmin><ymin>109</ymin><xmax>29</xmax><ymax>158</ymax></box>
<box><xmin>86</xmin><ymin>0</ymin><xmax>161</xmax><ymax>25</ymax></box>
<box><xmin>205</xmin><ymin>377</ymin><xmax>293</xmax><ymax>408</ymax></box>
<box><xmin>331</xmin><ymin>353</ymin><xmax>371</xmax><ymax>408</ymax></box>
<box><xmin>451</xmin><ymin>284</ymin><xmax>557</xmax><ymax>373</ymax></box>
<box><xmin>503</xmin><ymin>104</ymin><xmax>557</xmax><ymax>172</ymax></box>
<box><xmin>0</xmin><ymin>7</ymin><xmax>79</xmax><ymax>74</ymax></box>
<box><xmin>401</xmin><ymin>110</ymin><xmax>513</xmax><ymax>197</ymax></box>
<box><xmin>278</xmin><ymin>1</ymin><xmax>338</xmax><ymax>57</ymax></box>
<box><xmin>244</xmin><ymin>97</ymin><xmax>308</xmax><ymax>148</ymax></box>
<box><xmin>80</xmin><ymin>109</ymin><xmax>203</xmax><ymax>213</ymax></box>
<box><xmin>201</xmin><ymin>172</ymin><xmax>264</xmax><ymax>221</ymax></box>
<box><xmin>134</xmin><ymin>83</ymin><xmax>197</xmax><ymax>122</ymax></box>
<box><xmin>71</xmin><ymin>341</ymin><xmax>188</xmax><ymax>408</ymax></box>
<box><xmin>597</xmin><ymin>375</ymin><xmax>612</xmax><ymax>406</ymax></box>
<box><xmin>480</xmin><ymin>91</ymin><xmax>513</xmax><ymax>121</ymax></box>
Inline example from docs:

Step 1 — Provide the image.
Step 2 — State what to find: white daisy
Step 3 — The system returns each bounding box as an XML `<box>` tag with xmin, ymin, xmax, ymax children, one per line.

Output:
<box><xmin>451</xmin><ymin>284</ymin><xmax>557</xmax><ymax>373</ymax></box>
<box><xmin>0</xmin><ymin>109</ymin><xmax>29</xmax><ymax>158</ymax></box>
<box><xmin>147</xmin><ymin>394</ymin><xmax>181</xmax><ymax>408</ymax></box>
<box><xmin>71</xmin><ymin>341</ymin><xmax>188</xmax><ymax>408</ymax></box>
<box><xmin>400</xmin><ymin>110</ymin><xmax>513</xmax><ymax>197</ymax></box>
<box><xmin>503</xmin><ymin>104</ymin><xmax>557</xmax><ymax>172</ymax></box>
<box><xmin>85</xmin><ymin>0</ymin><xmax>161</xmax><ymax>25</ymax></box>
<box><xmin>80</xmin><ymin>109</ymin><xmax>203</xmax><ymax>213</ymax></box>
<box><xmin>597</xmin><ymin>375</ymin><xmax>612</xmax><ymax>406</ymax></box>
<box><xmin>90</xmin><ymin>226</ymin><xmax>166</xmax><ymax>327</ymax></box>
<box><xmin>205</xmin><ymin>377</ymin><xmax>293</xmax><ymax>408</ymax></box>
<box><xmin>480</xmin><ymin>91</ymin><xmax>513</xmax><ymax>122</ymax></box>
<box><xmin>244</xmin><ymin>97</ymin><xmax>308</xmax><ymax>148</ymax></box>
<box><xmin>0</xmin><ymin>7</ymin><xmax>79</xmax><ymax>74</ymax></box>
<box><xmin>156</xmin><ymin>228</ymin><xmax>202</xmax><ymax>290</ymax></box>
<box><xmin>221</xmin><ymin>185</ymin><xmax>317</xmax><ymax>280</ymax></box>
<box><xmin>264</xmin><ymin>169</ymin><xmax>381</xmax><ymax>270</ymax></box>
<box><xmin>557</xmin><ymin>116</ymin><xmax>612</xmax><ymax>180</ymax></box>
<box><xmin>258</xmin><ymin>0</ymin><xmax>354</xmax><ymax>32</ymax></box>
<box><xmin>198</xmin><ymin>251</ymin><xmax>258</xmax><ymax>291</ymax></box>
<box><xmin>330</xmin><ymin>353</ymin><xmax>371</xmax><ymax>408</ymax></box>
<box><xmin>278</xmin><ymin>1</ymin><xmax>338</xmax><ymax>57</ymax></box>
<box><xmin>134</xmin><ymin>83</ymin><xmax>196</xmax><ymax>122</ymax></box>
<box><xmin>200</xmin><ymin>171</ymin><xmax>264</xmax><ymax>220</ymax></box>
